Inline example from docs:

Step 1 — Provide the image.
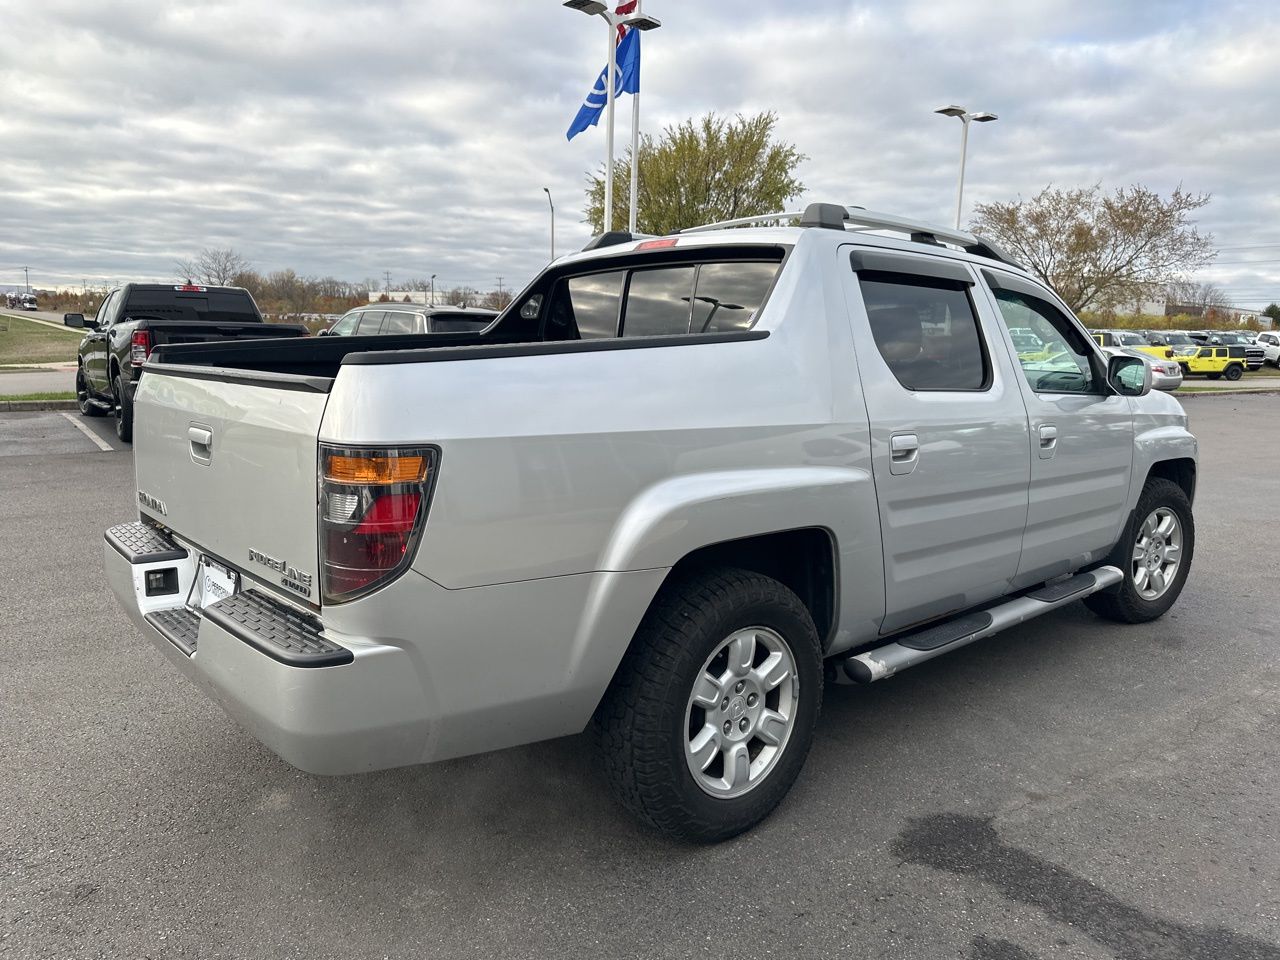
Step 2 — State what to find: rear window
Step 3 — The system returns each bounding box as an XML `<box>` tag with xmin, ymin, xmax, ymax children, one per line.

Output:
<box><xmin>430</xmin><ymin>314</ymin><xmax>494</xmax><ymax>334</ymax></box>
<box><xmin>122</xmin><ymin>289</ymin><xmax>260</xmax><ymax>323</ymax></box>
<box><xmin>543</xmin><ymin>260</ymin><xmax>779</xmax><ymax>340</ymax></box>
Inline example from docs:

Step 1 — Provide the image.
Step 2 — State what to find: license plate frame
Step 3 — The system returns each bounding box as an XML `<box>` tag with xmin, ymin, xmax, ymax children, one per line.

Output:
<box><xmin>194</xmin><ymin>556</ymin><xmax>239</xmax><ymax>610</ymax></box>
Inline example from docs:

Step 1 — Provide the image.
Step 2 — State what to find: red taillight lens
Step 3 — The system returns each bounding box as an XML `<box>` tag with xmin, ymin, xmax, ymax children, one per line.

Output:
<box><xmin>130</xmin><ymin>330</ymin><xmax>152</xmax><ymax>366</ymax></box>
<box><xmin>319</xmin><ymin>446</ymin><xmax>436</xmax><ymax>603</ymax></box>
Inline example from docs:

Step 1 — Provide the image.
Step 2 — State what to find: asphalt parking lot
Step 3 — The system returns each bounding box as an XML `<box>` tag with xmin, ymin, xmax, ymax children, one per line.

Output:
<box><xmin>3</xmin><ymin>398</ymin><xmax>1278</xmax><ymax>960</ymax></box>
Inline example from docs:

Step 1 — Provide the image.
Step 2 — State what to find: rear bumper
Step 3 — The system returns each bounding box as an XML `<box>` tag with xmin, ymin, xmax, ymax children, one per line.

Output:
<box><xmin>105</xmin><ymin>525</ymin><xmax>431</xmax><ymax>775</ymax></box>
<box><xmin>105</xmin><ymin>522</ymin><xmax>667</xmax><ymax>775</ymax></box>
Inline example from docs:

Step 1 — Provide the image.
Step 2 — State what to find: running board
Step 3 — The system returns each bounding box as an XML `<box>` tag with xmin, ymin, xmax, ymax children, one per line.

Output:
<box><xmin>842</xmin><ymin>566</ymin><xmax>1123</xmax><ymax>683</ymax></box>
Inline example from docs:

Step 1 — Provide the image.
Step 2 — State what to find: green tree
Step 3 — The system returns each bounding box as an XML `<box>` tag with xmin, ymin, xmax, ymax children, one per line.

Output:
<box><xmin>1264</xmin><ymin>303</ymin><xmax>1280</xmax><ymax>322</ymax></box>
<box><xmin>969</xmin><ymin>184</ymin><xmax>1215</xmax><ymax>314</ymax></box>
<box><xmin>585</xmin><ymin>112</ymin><xmax>805</xmax><ymax>236</ymax></box>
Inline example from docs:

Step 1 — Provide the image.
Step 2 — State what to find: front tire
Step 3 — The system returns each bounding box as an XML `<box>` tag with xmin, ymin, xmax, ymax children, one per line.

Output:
<box><xmin>595</xmin><ymin>567</ymin><xmax>823</xmax><ymax>843</ymax></box>
<box><xmin>112</xmin><ymin>374</ymin><xmax>133</xmax><ymax>443</ymax></box>
<box><xmin>1085</xmin><ymin>477</ymin><xmax>1194</xmax><ymax>624</ymax></box>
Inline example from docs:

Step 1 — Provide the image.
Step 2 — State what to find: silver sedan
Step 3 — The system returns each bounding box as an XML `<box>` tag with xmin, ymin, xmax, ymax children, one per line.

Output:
<box><xmin>1105</xmin><ymin>346</ymin><xmax>1183</xmax><ymax>391</ymax></box>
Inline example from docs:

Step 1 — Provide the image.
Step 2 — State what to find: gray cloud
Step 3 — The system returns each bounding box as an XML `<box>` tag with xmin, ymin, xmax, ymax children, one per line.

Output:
<box><xmin>1</xmin><ymin>0</ymin><xmax>1277</xmax><ymax>307</ymax></box>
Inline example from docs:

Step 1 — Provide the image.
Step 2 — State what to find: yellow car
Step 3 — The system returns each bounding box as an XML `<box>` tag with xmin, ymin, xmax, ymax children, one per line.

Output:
<box><xmin>1175</xmin><ymin>346</ymin><xmax>1247</xmax><ymax>381</ymax></box>
<box><xmin>1091</xmin><ymin>330</ymin><xmax>1176</xmax><ymax>364</ymax></box>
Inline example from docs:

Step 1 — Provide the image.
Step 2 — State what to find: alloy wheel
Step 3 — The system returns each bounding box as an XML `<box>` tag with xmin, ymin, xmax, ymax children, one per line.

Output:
<box><xmin>1131</xmin><ymin>507</ymin><xmax>1183</xmax><ymax>600</ymax></box>
<box><xmin>683</xmin><ymin>626</ymin><xmax>798</xmax><ymax>799</ymax></box>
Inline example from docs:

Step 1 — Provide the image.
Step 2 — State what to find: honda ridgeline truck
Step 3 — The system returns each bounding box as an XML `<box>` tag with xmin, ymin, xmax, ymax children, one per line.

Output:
<box><xmin>105</xmin><ymin>204</ymin><xmax>1197</xmax><ymax>842</ymax></box>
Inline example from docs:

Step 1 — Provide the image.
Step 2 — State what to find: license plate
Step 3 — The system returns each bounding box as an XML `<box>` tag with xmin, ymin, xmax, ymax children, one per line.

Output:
<box><xmin>196</xmin><ymin>558</ymin><xmax>238</xmax><ymax>609</ymax></box>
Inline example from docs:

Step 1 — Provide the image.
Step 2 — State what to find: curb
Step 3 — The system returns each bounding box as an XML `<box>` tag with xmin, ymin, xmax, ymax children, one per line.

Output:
<box><xmin>1177</xmin><ymin>389</ymin><xmax>1280</xmax><ymax>399</ymax></box>
<box><xmin>0</xmin><ymin>399</ymin><xmax>80</xmax><ymax>411</ymax></box>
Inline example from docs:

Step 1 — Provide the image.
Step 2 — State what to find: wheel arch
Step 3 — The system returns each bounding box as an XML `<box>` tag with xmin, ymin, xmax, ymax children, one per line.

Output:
<box><xmin>660</xmin><ymin>526</ymin><xmax>839</xmax><ymax>652</ymax></box>
<box><xmin>1146</xmin><ymin>457</ymin><xmax>1197</xmax><ymax>505</ymax></box>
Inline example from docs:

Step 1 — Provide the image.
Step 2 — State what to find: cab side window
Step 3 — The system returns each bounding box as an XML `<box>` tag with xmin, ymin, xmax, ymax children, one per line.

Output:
<box><xmin>381</xmin><ymin>311</ymin><xmax>418</xmax><ymax>334</ymax></box>
<box><xmin>355</xmin><ymin>311</ymin><xmax>386</xmax><ymax>335</ymax></box>
<box><xmin>329</xmin><ymin>312</ymin><xmax>360</xmax><ymax>336</ymax></box>
<box><xmin>95</xmin><ymin>291</ymin><xmax>119</xmax><ymax>329</ymax></box>
<box><xmin>991</xmin><ymin>289</ymin><xmax>1101</xmax><ymax>395</ymax></box>
<box><xmin>859</xmin><ymin>274</ymin><xmax>988</xmax><ymax>391</ymax></box>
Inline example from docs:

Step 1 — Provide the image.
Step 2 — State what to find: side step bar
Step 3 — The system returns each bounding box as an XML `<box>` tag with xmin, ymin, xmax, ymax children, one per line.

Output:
<box><xmin>843</xmin><ymin>566</ymin><xmax>1123</xmax><ymax>683</ymax></box>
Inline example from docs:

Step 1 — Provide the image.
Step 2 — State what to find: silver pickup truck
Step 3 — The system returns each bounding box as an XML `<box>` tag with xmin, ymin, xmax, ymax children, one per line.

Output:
<box><xmin>105</xmin><ymin>204</ymin><xmax>1197</xmax><ymax>842</ymax></box>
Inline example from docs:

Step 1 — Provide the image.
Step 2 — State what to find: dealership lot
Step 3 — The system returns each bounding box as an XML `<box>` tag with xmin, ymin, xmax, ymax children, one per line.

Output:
<box><xmin>2</xmin><ymin>397</ymin><xmax>1278</xmax><ymax>959</ymax></box>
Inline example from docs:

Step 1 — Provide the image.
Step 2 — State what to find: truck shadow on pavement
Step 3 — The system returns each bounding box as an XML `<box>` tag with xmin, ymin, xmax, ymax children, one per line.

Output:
<box><xmin>894</xmin><ymin>813</ymin><xmax>1280</xmax><ymax>960</ymax></box>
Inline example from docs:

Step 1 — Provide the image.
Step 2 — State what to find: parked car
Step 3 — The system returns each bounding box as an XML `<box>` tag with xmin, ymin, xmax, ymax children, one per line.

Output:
<box><xmin>1208</xmin><ymin>331</ymin><xmax>1265</xmax><ymax>369</ymax></box>
<box><xmin>1255</xmin><ymin>330</ymin><xmax>1280</xmax><ymax>367</ymax></box>
<box><xmin>1103</xmin><ymin>345</ymin><xmax>1182</xmax><ymax>391</ymax></box>
<box><xmin>19</xmin><ymin>292</ymin><xmax>38</xmax><ymax>310</ymax></box>
<box><xmin>66</xmin><ymin>283</ymin><xmax>309</xmax><ymax>442</ymax></box>
<box><xmin>1091</xmin><ymin>329</ymin><xmax>1150</xmax><ymax>349</ymax></box>
<box><xmin>320</xmin><ymin>303</ymin><xmax>498</xmax><ymax>336</ymax></box>
<box><xmin>1176</xmin><ymin>345</ymin><xmax>1249</xmax><ymax>380</ymax></box>
<box><xmin>105</xmin><ymin>203</ymin><xmax>1197</xmax><ymax>842</ymax></box>
<box><xmin>1145</xmin><ymin>331</ymin><xmax>1197</xmax><ymax>349</ymax></box>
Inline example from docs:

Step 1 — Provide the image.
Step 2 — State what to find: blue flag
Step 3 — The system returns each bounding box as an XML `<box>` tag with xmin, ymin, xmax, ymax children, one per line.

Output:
<box><xmin>566</xmin><ymin>28</ymin><xmax>640</xmax><ymax>141</ymax></box>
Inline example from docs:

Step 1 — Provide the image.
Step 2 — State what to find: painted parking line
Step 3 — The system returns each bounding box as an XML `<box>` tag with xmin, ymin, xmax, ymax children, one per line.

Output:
<box><xmin>60</xmin><ymin>411</ymin><xmax>115</xmax><ymax>451</ymax></box>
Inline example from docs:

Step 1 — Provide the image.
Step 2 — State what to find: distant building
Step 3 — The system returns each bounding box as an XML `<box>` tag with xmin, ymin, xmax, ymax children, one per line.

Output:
<box><xmin>370</xmin><ymin>291</ymin><xmax>431</xmax><ymax>305</ymax></box>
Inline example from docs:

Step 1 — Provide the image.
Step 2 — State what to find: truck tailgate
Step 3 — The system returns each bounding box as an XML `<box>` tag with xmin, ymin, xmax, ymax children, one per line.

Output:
<box><xmin>133</xmin><ymin>367</ymin><xmax>328</xmax><ymax>608</ymax></box>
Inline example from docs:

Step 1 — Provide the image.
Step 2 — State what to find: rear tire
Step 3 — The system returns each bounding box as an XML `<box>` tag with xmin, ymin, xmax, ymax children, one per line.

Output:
<box><xmin>1224</xmin><ymin>363</ymin><xmax>1243</xmax><ymax>381</ymax></box>
<box><xmin>1085</xmin><ymin>477</ymin><xmax>1194</xmax><ymax>624</ymax></box>
<box><xmin>113</xmin><ymin>374</ymin><xmax>133</xmax><ymax>443</ymax></box>
<box><xmin>595</xmin><ymin>567</ymin><xmax>823</xmax><ymax>843</ymax></box>
<box><xmin>76</xmin><ymin>368</ymin><xmax>104</xmax><ymax>417</ymax></box>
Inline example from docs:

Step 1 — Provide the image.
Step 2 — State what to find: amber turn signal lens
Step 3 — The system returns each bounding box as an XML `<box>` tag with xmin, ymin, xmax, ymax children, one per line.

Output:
<box><xmin>324</xmin><ymin>454</ymin><xmax>428</xmax><ymax>485</ymax></box>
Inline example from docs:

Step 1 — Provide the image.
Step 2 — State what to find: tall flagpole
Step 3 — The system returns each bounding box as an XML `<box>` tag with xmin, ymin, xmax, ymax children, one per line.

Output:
<box><xmin>628</xmin><ymin>7</ymin><xmax>641</xmax><ymax>234</ymax></box>
<box><xmin>604</xmin><ymin>19</ymin><xmax>617</xmax><ymax>233</ymax></box>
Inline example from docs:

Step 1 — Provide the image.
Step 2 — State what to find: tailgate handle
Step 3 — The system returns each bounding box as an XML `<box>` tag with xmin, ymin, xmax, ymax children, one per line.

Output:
<box><xmin>188</xmin><ymin>425</ymin><xmax>213</xmax><ymax>465</ymax></box>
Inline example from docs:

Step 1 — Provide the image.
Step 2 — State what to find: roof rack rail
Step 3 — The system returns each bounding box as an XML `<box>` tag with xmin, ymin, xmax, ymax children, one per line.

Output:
<box><xmin>680</xmin><ymin>202</ymin><xmax>1025</xmax><ymax>270</ymax></box>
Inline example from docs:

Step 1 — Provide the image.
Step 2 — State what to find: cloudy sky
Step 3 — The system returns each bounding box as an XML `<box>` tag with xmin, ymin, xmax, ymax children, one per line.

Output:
<box><xmin>2</xmin><ymin>0</ymin><xmax>1278</xmax><ymax>306</ymax></box>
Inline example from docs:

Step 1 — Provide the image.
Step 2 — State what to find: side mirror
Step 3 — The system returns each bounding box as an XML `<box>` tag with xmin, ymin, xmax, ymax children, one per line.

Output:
<box><xmin>316</xmin><ymin>328</ymin><xmax>329</xmax><ymax>336</ymax></box>
<box><xmin>63</xmin><ymin>313</ymin><xmax>85</xmax><ymax>328</ymax></box>
<box><xmin>1108</xmin><ymin>355</ymin><xmax>1152</xmax><ymax>397</ymax></box>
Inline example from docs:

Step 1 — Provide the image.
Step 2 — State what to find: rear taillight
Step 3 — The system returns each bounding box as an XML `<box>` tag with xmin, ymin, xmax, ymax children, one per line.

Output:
<box><xmin>130</xmin><ymin>330</ymin><xmax>152</xmax><ymax>366</ymax></box>
<box><xmin>319</xmin><ymin>445</ymin><xmax>437</xmax><ymax>603</ymax></box>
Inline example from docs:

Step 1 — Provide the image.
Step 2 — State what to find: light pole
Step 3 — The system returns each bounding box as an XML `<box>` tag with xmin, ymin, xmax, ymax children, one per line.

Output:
<box><xmin>935</xmin><ymin>105</ymin><xmax>997</xmax><ymax>229</ymax></box>
<box><xmin>543</xmin><ymin>187</ymin><xmax>556</xmax><ymax>261</ymax></box>
<box><xmin>430</xmin><ymin>274</ymin><xmax>436</xmax><ymax>306</ymax></box>
<box><xmin>563</xmin><ymin>0</ymin><xmax>661</xmax><ymax>234</ymax></box>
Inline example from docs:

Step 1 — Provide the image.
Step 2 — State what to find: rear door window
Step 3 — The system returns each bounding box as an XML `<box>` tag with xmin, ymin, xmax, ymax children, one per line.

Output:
<box><xmin>381</xmin><ymin>311</ymin><xmax>418</xmax><ymax>334</ymax></box>
<box><xmin>860</xmin><ymin>275</ymin><xmax>989</xmax><ymax>391</ymax></box>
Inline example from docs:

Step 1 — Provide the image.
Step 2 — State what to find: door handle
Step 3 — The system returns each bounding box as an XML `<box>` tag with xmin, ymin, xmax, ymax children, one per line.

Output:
<box><xmin>188</xmin><ymin>425</ymin><xmax>213</xmax><ymax>465</ymax></box>
<box><xmin>889</xmin><ymin>433</ymin><xmax>919</xmax><ymax>475</ymax></box>
<box><xmin>1038</xmin><ymin>423</ymin><xmax>1059</xmax><ymax>460</ymax></box>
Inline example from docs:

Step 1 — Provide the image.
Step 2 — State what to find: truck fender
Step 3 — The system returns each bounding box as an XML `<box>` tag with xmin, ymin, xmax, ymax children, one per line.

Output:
<box><xmin>597</xmin><ymin>466</ymin><xmax>873</xmax><ymax>573</ymax></box>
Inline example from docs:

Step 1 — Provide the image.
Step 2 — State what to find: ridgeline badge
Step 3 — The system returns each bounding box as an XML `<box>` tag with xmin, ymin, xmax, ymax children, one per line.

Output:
<box><xmin>248</xmin><ymin>547</ymin><xmax>314</xmax><ymax>598</ymax></box>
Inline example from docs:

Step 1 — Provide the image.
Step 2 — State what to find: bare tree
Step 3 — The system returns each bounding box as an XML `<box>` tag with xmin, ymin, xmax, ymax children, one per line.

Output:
<box><xmin>174</xmin><ymin>248</ymin><xmax>253</xmax><ymax>286</ymax></box>
<box><xmin>969</xmin><ymin>184</ymin><xmax>1215</xmax><ymax>314</ymax></box>
<box><xmin>1163</xmin><ymin>280</ymin><xmax>1230</xmax><ymax>313</ymax></box>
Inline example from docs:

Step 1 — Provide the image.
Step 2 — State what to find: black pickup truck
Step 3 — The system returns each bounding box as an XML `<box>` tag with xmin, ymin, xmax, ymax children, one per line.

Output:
<box><xmin>65</xmin><ymin>284</ymin><xmax>308</xmax><ymax>441</ymax></box>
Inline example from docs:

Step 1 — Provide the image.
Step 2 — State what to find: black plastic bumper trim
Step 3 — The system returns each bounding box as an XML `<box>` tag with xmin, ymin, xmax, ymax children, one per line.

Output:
<box><xmin>106</xmin><ymin>521</ymin><xmax>188</xmax><ymax>564</ymax></box>
<box><xmin>1027</xmin><ymin>572</ymin><xmax>1097</xmax><ymax>603</ymax></box>
<box><xmin>896</xmin><ymin>612</ymin><xmax>994</xmax><ymax>652</ymax></box>
<box><xmin>202</xmin><ymin>590</ymin><xmax>352</xmax><ymax>667</ymax></box>
<box><xmin>145</xmin><ymin>607</ymin><xmax>200</xmax><ymax>657</ymax></box>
